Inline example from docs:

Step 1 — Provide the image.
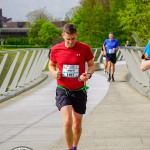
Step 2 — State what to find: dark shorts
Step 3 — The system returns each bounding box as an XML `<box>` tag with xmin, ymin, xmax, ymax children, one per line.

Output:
<box><xmin>55</xmin><ymin>87</ymin><xmax>87</xmax><ymax>114</ymax></box>
<box><xmin>106</xmin><ymin>53</ymin><xmax>117</xmax><ymax>64</ymax></box>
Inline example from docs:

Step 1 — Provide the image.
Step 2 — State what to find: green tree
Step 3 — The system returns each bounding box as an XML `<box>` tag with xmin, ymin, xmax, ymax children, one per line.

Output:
<box><xmin>70</xmin><ymin>0</ymin><xmax>127</xmax><ymax>47</ymax></box>
<box><xmin>28</xmin><ymin>19</ymin><xmax>46</xmax><ymax>45</ymax></box>
<box><xmin>72</xmin><ymin>0</ymin><xmax>107</xmax><ymax>47</ymax></box>
<box><xmin>108</xmin><ymin>0</ymin><xmax>126</xmax><ymax>45</ymax></box>
<box><xmin>68</xmin><ymin>0</ymin><xmax>150</xmax><ymax>47</ymax></box>
<box><xmin>38</xmin><ymin>22</ymin><xmax>61</xmax><ymax>46</ymax></box>
<box><xmin>118</xmin><ymin>0</ymin><xmax>150</xmax><ymax>45</ymax></box>
<box><xmin>28</xmin><ymin>19</ymin><xmax>61</xmax><ymax>46</ymax></box>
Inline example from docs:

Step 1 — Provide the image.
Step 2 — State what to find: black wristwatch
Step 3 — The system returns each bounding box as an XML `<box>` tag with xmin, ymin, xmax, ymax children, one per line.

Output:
<box><xmin>87</xmin><ymin>73</ymin><xmax>92</xmax><ymax>79</ymax></box>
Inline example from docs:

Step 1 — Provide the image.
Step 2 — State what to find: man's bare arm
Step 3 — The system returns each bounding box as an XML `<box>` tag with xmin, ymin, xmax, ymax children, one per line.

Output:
<box><xmin>49</xmin><ymin>60</ymin><xmax>61</xmax><ymax>79</ymax></box>
<box><xmin>140</xmin><ymin>60</ymin><xmax>150</xmax><ymax>71</ymax></box>
<box><xmin>86</xmin><ymin>59</ymin><xmax>95</xmax><ymax>78</ymax></box>
<box><xmin>78</xmin><ymin>59</ymin><xmax>95</xmax><ymax>82</ymax></box>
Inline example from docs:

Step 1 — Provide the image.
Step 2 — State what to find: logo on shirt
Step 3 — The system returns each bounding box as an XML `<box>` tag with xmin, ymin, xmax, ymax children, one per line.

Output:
<box><xmin>76</xmin><ymin>53</ymin><xmax>80</xmax><ymax>56</ymax></box>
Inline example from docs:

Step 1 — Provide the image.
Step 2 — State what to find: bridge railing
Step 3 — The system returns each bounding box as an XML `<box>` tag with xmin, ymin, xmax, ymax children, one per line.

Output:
<box><xmin>0</xmin><ymin>48</ymin><xmax>49</xmax><ymax>101</ymax></box>
<box><xmin>92</xmin><ymin>48</ymin><xmax>123</xmax><ymax>62</ymax></box>
<box><xmin>1</xmin><ymin>46</ymin><xmax>138</xmax><ymax>102</ymax></box>
<box><xmin>119</xmin><ymin>46</ymin><xmax>150</xmax><ymax>97</ymax></box>
<box><xmin>92</xmin><ymin>48</ymin><xmax>123</xmax><ymax>70</ymax></box>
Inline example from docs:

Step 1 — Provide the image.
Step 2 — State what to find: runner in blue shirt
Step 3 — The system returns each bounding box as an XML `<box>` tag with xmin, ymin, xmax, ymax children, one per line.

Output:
<box><xmin>141</xmin><ymin>40</ymin><xmax>150</xmax><ymax>71</ymax></box>
<box><xmin>103</xmin><ymin>32</ymin><xmax>119</xmax><ymax>81</ymax></box>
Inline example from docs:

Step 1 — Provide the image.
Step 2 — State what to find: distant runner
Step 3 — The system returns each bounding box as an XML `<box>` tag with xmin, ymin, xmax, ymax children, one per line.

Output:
<box><xmin>103</xmin><ymin>32</ymin><xmax>119</xmax><ymax>82</ymax></box>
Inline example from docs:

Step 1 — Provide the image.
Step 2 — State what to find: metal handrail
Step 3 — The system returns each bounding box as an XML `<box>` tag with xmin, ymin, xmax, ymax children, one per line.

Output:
<box><xmin>119</xmin><ymin>46</ymin><xmax>150</xmax><ymax>88</ymax></box>
<box><xmin>0</xmin><ymin>48</ymin><xmax>49</xmax><ymax>97</ymax></box>
<box><xmin>1</xmin><ymin>46</ymin><xmax>148</xmax><ymax>99</ymax></box>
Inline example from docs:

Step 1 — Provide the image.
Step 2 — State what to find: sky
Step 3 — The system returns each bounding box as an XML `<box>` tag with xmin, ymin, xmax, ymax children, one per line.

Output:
<box><xmin>0</xmin><ymin>0</ymin><xmax>80</xmax><ymax>21</ymax></box>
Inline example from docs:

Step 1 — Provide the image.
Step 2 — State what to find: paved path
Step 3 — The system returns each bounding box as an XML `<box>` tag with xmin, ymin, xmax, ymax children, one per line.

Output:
<box><xmin>0</xmin><ymin>63</ymin><xmax>150</xmax><ymax>150</ymax></box>
<box><xmin>0</xmin><ymin>70</ymin><xmax>109</xmax><ymax>150</ymax></box>
<box><xmin>49</xmin><ymin>65</ymin><xmax>150</xmax><ymax>150</ymax></box>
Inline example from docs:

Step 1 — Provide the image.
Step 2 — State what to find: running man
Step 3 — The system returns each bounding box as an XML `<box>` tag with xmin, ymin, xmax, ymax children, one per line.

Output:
<box><xmin>103</xmin><ymin>32</ymin><xmax>119</xmax><ymax>82</ymax></box>
<box><xmin>49</xmin><ymin>23</ymin><xmax>95</xmax><ymax>150</ymax></box>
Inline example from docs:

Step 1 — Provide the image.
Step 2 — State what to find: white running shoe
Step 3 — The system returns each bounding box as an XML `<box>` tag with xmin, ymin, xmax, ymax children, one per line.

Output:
<box><xmin>104</xmin><ymin>70</ymin><xmax>107</xmax><ymax>75</ymax></box>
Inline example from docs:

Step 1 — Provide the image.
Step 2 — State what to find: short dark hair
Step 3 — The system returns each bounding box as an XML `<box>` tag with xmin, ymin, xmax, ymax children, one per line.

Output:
<box><xmin>109</xmin><ymin>32</ymin><xmax>114</xmax><ymax>35</ymax></box>
<box><xmin>63</xmin><ymin>23</ymin><xmax>77</xmax><ymax>34</ymax></box>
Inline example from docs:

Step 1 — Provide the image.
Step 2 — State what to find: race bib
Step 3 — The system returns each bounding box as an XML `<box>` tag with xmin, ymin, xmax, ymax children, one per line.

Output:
<box><xmin>108</xmin><ymin>49</ymin><xmax>115</xmax><ymax>54</ymax></box>
<box><xmin>62</xmin><ymin>65</ymin><xmax>79</xmax><ymax>78</ymax></box>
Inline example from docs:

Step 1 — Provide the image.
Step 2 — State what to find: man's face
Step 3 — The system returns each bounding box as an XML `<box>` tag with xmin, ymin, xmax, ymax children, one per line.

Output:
<box><xmin>62</xmin><ymin>32</ymin><xmax>78</xmax><ymax>48</ymax></box>
<box><xmin>109</xmin><ymin>34</ymin><xmax>114</xmax><ymax>41</ymax></box>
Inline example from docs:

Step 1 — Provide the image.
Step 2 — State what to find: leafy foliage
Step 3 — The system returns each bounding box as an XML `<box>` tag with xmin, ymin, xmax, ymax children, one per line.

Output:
<box><xmin>72</xmin><ymin>0</ymin><xmax>107</xmax><ymax>47</ymax></box>
<box><xmin>28</xmin><ymin>19</ymin><xmax>46</xmax><ymax>45</ymax></box>
<box><xmin>38</xmin><ymin>22</ymin><xmax>61</xmax><ymax>46</ymax></box>
<box><xmin>28</xmin><ymin>19</ymin><xmax>61</xmax><ymax>46</ymax></box>
<box><xmin>5</xmin><ymin>37</ymin><xmax>29</xmax><ymax>45</ymax></box>
<box><xmin>67</xmin><ymin>0</ymin><xmax>149</xmax><ymax>47</ymax></box>
<box><xmin>118</xmin><ymin>0</ymin><xmax>150</xmax><ymax>45</ymax></box>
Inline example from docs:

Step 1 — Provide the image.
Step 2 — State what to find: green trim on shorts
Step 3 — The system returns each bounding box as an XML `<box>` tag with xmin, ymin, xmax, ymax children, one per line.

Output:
<box><xmin>57</xmin><ymin>85</ymin><xmax>89</xmax><ymax>95</ymax></box>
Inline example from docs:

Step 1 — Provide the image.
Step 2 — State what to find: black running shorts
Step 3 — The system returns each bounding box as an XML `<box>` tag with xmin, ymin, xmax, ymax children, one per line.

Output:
<box><xmin>106</xmin><ymin>53</ymin><xmax>117</xmax><ymax>64</ymax></box>
<box><xmin>55</xmin><ymin>87</ymin><xmax>87</xmax><ymax>114</ymax></box>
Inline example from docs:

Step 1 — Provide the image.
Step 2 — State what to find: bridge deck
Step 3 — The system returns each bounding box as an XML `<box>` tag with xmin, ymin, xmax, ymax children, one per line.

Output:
<box><xmin>0</xmin><ymin>63</ymin><xmax>150</xmax><ymax>150</ymax></box>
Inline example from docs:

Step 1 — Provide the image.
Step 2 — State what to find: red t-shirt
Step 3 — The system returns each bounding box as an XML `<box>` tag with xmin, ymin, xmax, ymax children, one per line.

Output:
<box><xmin>50</xmin><ymin>41</ymin><xmax>94</xmax><ymax>90</ymax></box>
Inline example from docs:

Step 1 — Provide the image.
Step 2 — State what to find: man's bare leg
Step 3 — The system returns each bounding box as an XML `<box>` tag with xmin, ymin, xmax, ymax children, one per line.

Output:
<box><xmin>61</xmin><ymin>105</ymin><xmax>73</xmax><ymax>149</ymax></box>
<box><xmin>107</xmin><ymin>61</ymin><xmax>111</xmax><ymax>82</ymax></box>
<box><xmin>111</xmin><ymin>62</ymin><xmax>115</xmax><ymax>81</ymax></box>
<box><xmin>72</xmin><ymin>110</ymin><xmax>83</xmax><ymax>148</ymax></box>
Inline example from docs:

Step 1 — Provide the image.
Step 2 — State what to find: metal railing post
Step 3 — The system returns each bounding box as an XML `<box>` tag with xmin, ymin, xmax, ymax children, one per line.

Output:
<box><xmin>17</xmin><ymin>50</ymin><xmax>36</xmax><ymax>87</ymax></box>
<box><xmin>25</xmin><ymin>50</ymin><xmax>41</xmax><ymax>83</ymax></box>
<box><xmin>0</xmin><ymin>53</ymin><xmax>8</xmax><ymax>76</ymax></box>
<box><xmin>0</xmin><ymin>52</ymin><xmax>20</xmax><ymax>95</ymax></box>
<box><xmin>9</xmin><ymin>51</ymin><xmax>29</xmax><ymax>90</ymax></box>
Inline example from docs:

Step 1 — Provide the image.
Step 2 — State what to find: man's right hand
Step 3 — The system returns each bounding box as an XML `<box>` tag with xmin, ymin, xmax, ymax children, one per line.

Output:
<box><xmin>53</xmin><ymin>70</ymin><xmax>61</xmax><ymax>79</ymax></box>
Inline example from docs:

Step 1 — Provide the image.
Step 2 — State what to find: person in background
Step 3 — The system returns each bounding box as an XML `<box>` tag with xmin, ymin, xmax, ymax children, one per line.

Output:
<box><xmin>49</xmin><ymin>23</ymin><xmax>95</xmax><ymax>150</ymax></box>
<box><xmin>125</xmin><ymin>40</ymin><xmax>130</xmax><ymax>47</ymax></box>
<box><xmin>141</xmin><ymin>40</ymin><xmax>150</xmax><ymax>71</ymax></box>
<box><xmin>101</xmin><ymin>45</ymin><xmax>108</xmax><ymax>74</ymax></box>
<box><xmin>103</xmin><ymin>32</ymin><xmax>119</xmax><ymax>82</ymax></box>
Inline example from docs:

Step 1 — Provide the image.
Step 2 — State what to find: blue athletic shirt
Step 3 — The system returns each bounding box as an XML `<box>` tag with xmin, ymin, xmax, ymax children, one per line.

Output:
<box><xmin>104</xmin><ymin>39</ymin><xmax>119</xmax><ymax>54</ymax></box>
<box><xmin>142</xmin><ymin>40</ymin><xmax>150</xmax><ymax>60</ymax></box>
